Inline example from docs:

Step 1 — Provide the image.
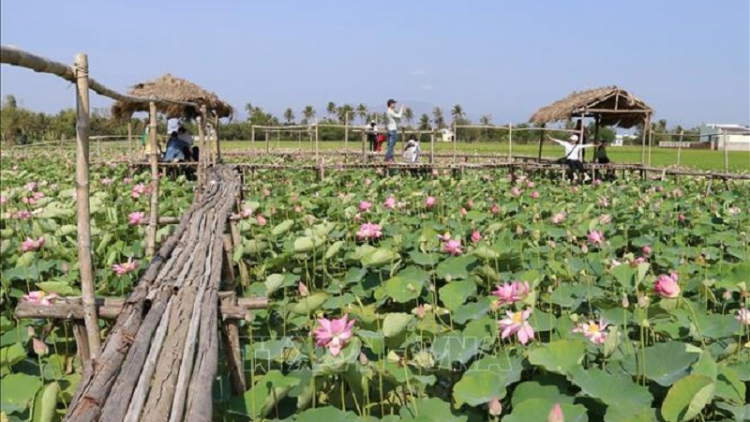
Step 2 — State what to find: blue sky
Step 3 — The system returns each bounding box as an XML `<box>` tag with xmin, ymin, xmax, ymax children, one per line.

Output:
<box><xmin>1</xmin><ymin>0</ymin><xmax>748</xmax><ymax>127</ymax></box>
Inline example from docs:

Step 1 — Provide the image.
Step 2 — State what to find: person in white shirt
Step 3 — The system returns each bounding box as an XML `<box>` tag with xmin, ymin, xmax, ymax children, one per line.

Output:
<box><xmin>548</xmin><ymin>134</ymin><xmax>596</xmax><ymax>172</ymax></box>
<box><xmin>177</xmin><ymin>126</ymin><xmax>198</xmax><ymax>161</ymax></box>
<box><xmin>402</xmin><ymin>134</ymin><xmax>421</xmax><ymax>163</ymax></box>
<box><xmin>365</xmin><ymin>121</ymin><xmax>379</xmax><ymax>151</ymax></box>
<box><xmin>385</xmin><ymin>99</ymin><xmax>404</xmax><ymax>162</ymax></box>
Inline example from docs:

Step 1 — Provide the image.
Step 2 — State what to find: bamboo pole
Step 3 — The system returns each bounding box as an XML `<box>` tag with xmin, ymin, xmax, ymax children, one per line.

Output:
<box><xmin>641</xmin><ymin>115</ymin><xmax>650</xmax><ymax>166</ymax></box>
<box><xmin>361</xmin><ymin>130</ymin><xmax>366</xmax><ymax>162</ymax></box>
<box><xmin>430</xmin><ymin>130</ymin><xmax>435</xmax><ymax>164</ymax></box>
<box><xmin>315</xmin><ymin>120</ymin><xmax>319</xmax><ymax>160</ymax></box>
<box><xmin>298</xmin><ymin>129</ymin><xmax>302</xmax><ymax>149</ymax></box>
<box><xmin>676</xmin><ymin>130</ymin><xmax>684</xmax><ymax>166</ymax></box>
<box><xmin>127</xmin><ymin>121</ymin><xmax>133</xmax><ymax>164</ymax></box>
<box><xmin>452</xmin><ymin>122</ymin><xmax>457</xmax><ymax>163</ymax></box>
<box><xmin>537</xmin><ymin>124</ymin><xmax>545</xmax><ymax>160</ymax></box>
<box><xmin>198</xmin><ymin>106</ymin><xmax>207</xmax><ymax>186</ymax></box>
<box><xmin>265</xmin><ymin>130</ymin><xmax>270</xmax><ymax>154</ymax></box>
<box><xmin>74</xmin><ymin>53</ymin><xmax>101</xmax><ymax>359</ymax></box>
<box><xmin>344</xmin><ymin>112</ymin><xmax>349</xmax><ymax>150</ymax></box>
<box><xmin>508</xmin><ymin>122</ymin><xmax>513</xmax><ymax>162</ymax></box>
<box><xmin>723</xmin><ymin>128</ymin><xmax>729</xmax><ymax>172</ymax></box>
<box><xmin>648</xmin><ymin>121</ymin><xmax>654</xmax><ymax>166</ymax></box>
<box><xmin>146</xmin><ymin>102</ymin><xmax>159</xmax><ymax>257</ymax></box>
<box><xmin>251</xmin><ymin>125</ymin><xmax>255</xmax><ymax>147</ymax></box>
<box><xmin>214</xmin><ymin>115</ymin><xmax>221</xmax><ymax>164</ymax></box>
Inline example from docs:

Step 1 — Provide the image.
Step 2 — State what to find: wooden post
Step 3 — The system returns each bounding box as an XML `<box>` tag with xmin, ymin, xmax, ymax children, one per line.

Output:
<box><xmin>676</xmin><ymin>130</ymin><xmax>684</xmax><ymax>166</ymax></box>
<box><xmin>214</xmin><ymin>115</ymin><xmax>221</xmax><ymax>164</ymax></box>
<box><xmin>641</xmin><ymin>115</ymin><xmax>650</xmax><ymax>166</ymax></box>
<box><xmin>198</xmin><ymin>106</ymin><xmax>207</xmax><ymax>186</ymax></box>
<box><xmin>127</xmin><ymin>121</ymin><xmax>133</xmax><ymax>164</ymax></box>
<box><xmin>344</xmin><ymin>112</ymin><xmax>349</xmax><ymax>150</ymax></box>
<box><xmin>221</xmin><ymin>234</ymin><xmax>246</xmax><ymax>394</ymax></box>
<box><xmin>251</xmin><ymin>125</ymin><xmax>255</xmax><ymax>148</ymax></box>
<box><xmin>74</xmin><ymin>53</ymin><xmax>101</xmax><ymax>359</ymax></box>
<box><xmin>315</xmin><ymin>120</ymin><xmax>319</xmax><ymax>160</ymax></box>
<box><xmin>430</xmin><ymin>130</ymin><xmax>435</xmax><ymax>164</ymax></box>
<box><xmin>648</xmin><ymin>121</ymin><xmax>654</xmax><ymax>167</ymax></box>
<box><xmin>508</xmin><ymin>122</ymin><xmax>513</xmax><ymax>163</ymax></box>
<box><xmin>452</xmin><ymin>122</ymin><xmax>457</xmax><ymax>163</ymax></box>
<box><xmin>537</xmin><ymin>124</ymin><xmax>546</xmax><ymax>161</ymax></box>
<box><xmin>723</xmin><ymin>128</ymin><xmax>729</xmax><ymax>172</ymax></box>
<box><xmin>361</xmin><ymin>130</ymin><xmax>366</xmax><ymax>162</ymax></box>
<box><xmin>298</xmin><ymin>129</ymin><xmax>302</xmax><ymax>149</ymax></box>
<box><xmin>146</xmin><ymin>102</ymin><xmax>159</xmax><ymax>257</ymax></box>
<box><xmin>265</xmin><ymin>130</ymin><xmax>269</xmax><ymax>154</ymax></box>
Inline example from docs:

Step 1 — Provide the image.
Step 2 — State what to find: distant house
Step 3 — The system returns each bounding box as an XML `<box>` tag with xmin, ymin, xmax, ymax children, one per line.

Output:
<box><xmin>437</xmin><ymin>128</ymin><xmax>454</xmax><ymax>142</ymax></box>
<box><xmin>613</xmin><ymin>133</ymin><xmax>636</xmax><ymax>147</ymax></box>
<box><xmin>700</xmin><ymin>124</ymin><xmax>750</xmax><ymax>151</ymax></box>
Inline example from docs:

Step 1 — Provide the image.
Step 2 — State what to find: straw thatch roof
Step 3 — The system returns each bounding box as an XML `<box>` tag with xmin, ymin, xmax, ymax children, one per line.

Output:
<box><xmin>111</xmin><ymin>73</ymin><xmax>233</xmax><ymax>120</ymax></box>
<box><xmin>530</xmin><ymin>86</ymin><xmax>653</xmax><ymax>128</ymax></box>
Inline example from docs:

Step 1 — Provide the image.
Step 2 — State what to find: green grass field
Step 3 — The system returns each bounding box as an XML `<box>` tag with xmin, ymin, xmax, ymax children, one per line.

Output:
<box><xmin>221</xmin><ymin>140</ymin><xmax>750</xmax><ymax>172</ymax></box>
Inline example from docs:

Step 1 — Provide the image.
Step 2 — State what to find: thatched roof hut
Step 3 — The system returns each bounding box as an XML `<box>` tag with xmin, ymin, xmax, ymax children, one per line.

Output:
<box><xmin>111</xmin><ymin>73</ymin><xmax>233</xmax><ymax>121</ymax></box>
<box><xmin>530</xmin><ymin>86</ymin><xmax>652</xmax><ymax>128</ymax></box>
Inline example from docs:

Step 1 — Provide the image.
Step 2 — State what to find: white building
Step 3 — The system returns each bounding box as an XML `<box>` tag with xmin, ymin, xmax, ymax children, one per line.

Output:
<box><xmin>437</xmin><ymin>128</ymin><xmax>454</xmax><ymax>142</ymax></box>
<box><xmin>700</xmin><ymin>124</ymin><xmax>750</xmax><ymax>151</ymax></box>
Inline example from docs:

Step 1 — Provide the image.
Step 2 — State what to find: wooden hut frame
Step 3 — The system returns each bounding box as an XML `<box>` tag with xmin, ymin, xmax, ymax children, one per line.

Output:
<box><xmin>529</xmin><ymin>86</ymin><xmax>654</xmax><ymax>165</ymax></box>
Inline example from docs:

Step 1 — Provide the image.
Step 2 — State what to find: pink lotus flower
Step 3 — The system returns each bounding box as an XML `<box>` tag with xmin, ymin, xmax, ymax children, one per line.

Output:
<box><xmin>443</xmin><ymin>239</ymin><xmax>463</xmax><ymax>255</ymax></box>
<box><xmin>466</xmin><ymin>200</ymin><xmax>474</xmax><ymax>209</ymax></box>
<box><xmin>654</xmin><ymin>273</ymin><xmax>680</xmax><ymax>298</ymax></box>
<box><xmin>23</xmin><ymin>291</ymin><xmax>58</xmax><ymax>306</ymax></box>
<box><xmin>131</xmin><ymin>183</ymin><xmax>147</xmax><ymax>199</ymax></box>
<box><xmin>548</xmin><ymin>403</ymin><xmax>564</xmax><ymax>422</ymax></box>
<box><xmin>383</xmin><ymin>197</ymin><xmax>396</xmax><ymax>209</ymax></box>
<box><xmin>256</xmin><ymin>215</ymin><xmax>267</xmax><ymax>226</ymax></box>
<box><xmin>498</xmin><ymin>309</ymin><xmax>534</xmax><ymax>345</ymax></box>
<box><xmin>240</xmin><ymin>207</ymin><xmax>253</xmax><ymax>218</ymax></box>
<box><xmin>588</xmin><ymin>230</ymin><xmax>605</xmax><ymax>245</ymax></box>
<box><xmin>471</xmin><ymin>230</ymin><xmax>482</xmax><ymax>243</ymax></box>
<box><xmin>298</xmin><ymin>282</ymin><xmax>310</xmax><ymax>297</ymax></box>
<box><xmin>359</xmin><ymin>201</ymin><xmax>373</xmax><ymax>212</ymax></box>
<box><xmin>488</xmin><ymin>398</ymin><xmax>502</xmax><ymax>417</ymax></box>
<box><xmin>490</xmin><ymin>203</ymin><xmax>501</xmax><ymax>215</ymax></box>
<box><xmin>21</xmin><ymin>236</ymin><xmax>45</xmax><ymax>252</ymax></box>
<box><xmin>492</xmin><ymin>281</ymin><xmax>530</xmax><ymax>306</ymax></box>
<box><xmin>432</xmin><ymin>169</ymin><xmax>439</xmax><ymax>177</ymax></box>
<box><xmin>15</xmin><ymin>210</ymin><xmax>32</xmax><ymax>220</ymax></box>
<box><xmin>572</xmin><ymin>186</ymin><xmax>579</xmax><ymax>193</ymax></box>
<box><xmin>736</xmin><ymin>309</ymin><xmax>750</xmax><ymax>326</ymax></box>
<box><xmin>551</xmin><ymin>212</ymin><xmax>566</xmax><ymax>225</ymax></box>
<box><xmin>531</xmin><ymin>191</ymin><xmax>540</xmax><ymax>199</ymax></box>
<box><xmin>364</xmin><ymin>178</ymin><xmax>372</xmax><ymax>186</ymax></box>
<box><xmin>425</xmin><ymin>196</ymin><xmax>436</xmax><ymax>208</ymax></box>
<box><xmin>123</xmin><ymin>177</ymin><xmax>133</xmax><ymax>184</ymax></box>
<box><xmin>128</xmin><ymin>211</ymin><xmax>145</xmax><ymax>225</ymax></box>
<box><xmin>314</xmin><ymin>314</ymin><xmax>356</xmax><ymax>356</ymax></box>
<box><xmin>642</xmin><ymin>245</ymin><xmax>652</xmax><ymax>255</ymax></box>
<box><xmin>572</xmin><ymin>319</ymin><xmax>609</xmax><ymax>344</ymax></box>
<box><xmin>460</xmin><ymin>208</ymin><xmax>468</xmax><ymax>217</ymax></box>
<box><xmin>24</xmin><ymin>182</ymin><xmax>38</xmax><ymax>192</ymax></box>
<box><xmin>102</xmin><ymin>178</ymin><xmax>114</xmax><ymax>186</ymax></box>
<box><xmin>593</xmin><ymin>179</ymin><xmax>602</xmax><ymax>186</ymax></box>
<box><xmin>113</xmin><ymin>258</ymin><xmax>139</xmax><ymax>277</ymax></box>
<box><xmin>510</xmin><ymin>187</ymin><xmax>521</xmax><ymax>197</ymax></box>
<box><xmin>599</xmin><ymin>214</ymin><xmax>612</xmax><ymax>224</ymax></box>
<box><xmin>263</xmin><ymin>188</ymin><xmax>271</xmax><ymax>197</ymax></box>
<box><xmin>0</xmin><ymin>195</ymin><xmax>6</xmax><ymax>205</ymax></box>
<box><xmin>357</xmin><ymin>222</ymin><xmax>383</xmax><ymax>240</ymax></box>
<box><xmin>526</xmin><ymin>181</ymin><xmax>535</xmax><ymax>188</ymax></box>
<box><xmin>678</xmin><ymin>214</ymin><xmax>686</xmax><ymax>222</ymax></box>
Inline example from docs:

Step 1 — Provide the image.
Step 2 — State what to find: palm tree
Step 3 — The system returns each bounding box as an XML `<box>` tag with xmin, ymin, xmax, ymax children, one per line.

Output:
<box><xmin>327</xmin><ymin>102</ymin><xmax>337</xmax><ymax>118</ymax></box>
<box><xmin>403</xmin><ymin>107</ymin><xmax>414</xmax><ymax>127</ymax></box>
<box><xmin>301</xmin><ymin>105</ymin><xmax>315</xmax><ymax>125</ymax></box>
<box><xmin>451</xmin><ymin>104</ymin><xmax>465</xmax><ymax>126</ymax></box>
<box><xmin>479</xmin><ymin>115</ymin><xmax>492</xmax><ymax>126</ymax></box>
<box><xmin>335</xmin><ymin>104</ymin><xmax>353</xmax><ymax>125</ymax></box>
<box><xmin>419</xmin><ymin>114</ymin><xmax>431</xmax><ymax>131</ymax></box>
<box><xmin>356</xmin><ymin>103</ymin><xmax>368</xmax><ymax>124</ymax></box>
<box><xmin>244</xmin><ymin>103</ymin><xmax>254</xmax><ymax>120</ymax></box>
<box><xmin>432</xmin><ymin>107</ymin><xmax>445</xmax><ymax>129</ymax></box>
<box><xmin>284</xmin><ymin>108</ymin><xmax>296</xmax><ymax>125</ymax></box>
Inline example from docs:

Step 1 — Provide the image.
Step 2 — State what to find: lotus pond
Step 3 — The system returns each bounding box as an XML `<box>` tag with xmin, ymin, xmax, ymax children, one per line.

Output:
<box><xmin>1</xmin><ymin>152</ymin><xmax>749</xmax><ymax>422</ymax></box>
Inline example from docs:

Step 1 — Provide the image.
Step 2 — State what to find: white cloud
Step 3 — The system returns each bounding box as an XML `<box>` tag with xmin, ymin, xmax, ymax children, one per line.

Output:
<box><xmin>408</xmin><ymin>69</ymin><xmax>427</xmax><ymax>76</ymax></box>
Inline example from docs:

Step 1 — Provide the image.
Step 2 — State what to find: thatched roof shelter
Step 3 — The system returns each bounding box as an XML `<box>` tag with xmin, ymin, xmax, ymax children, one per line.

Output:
<box><xmin>111</xmin><ymin>73</ymin><xmax>233</xmax><ymax>121</ymax></box>
<box><xmin>530</xmin><ymin>86</ymin><xmax>653</xmax><ymax>128</ymax></box>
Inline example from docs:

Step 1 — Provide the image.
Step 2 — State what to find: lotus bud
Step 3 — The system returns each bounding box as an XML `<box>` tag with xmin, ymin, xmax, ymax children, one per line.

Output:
<box><xmin>488</xmin><ymin>398</ymin><xmax>502</xmax><ymax>417</ymax></box>
<box><xmin>32</xmin><ymin>338</ymin><xmax>48</xmax><ymax>356</ymax></box>
<box><xmin>27</xmin><ymin>326</ymin><xmax>36</xmax><ymax>337</ymax></box>
<box><xmin>298</xmin><ymin>282</ymin><xmax>309</xmax><ymax>297</ymax></box>
<box><xmin>621</xmin><ymin>293</ymin><xmax>630</xmax><ymax>308</ymax></box>
<box><xmin>359</xmin><ymin>352</ymin><xmax>369</xmax><ymax>365</ymax></box>
<box><xmin>547</xmin><ymin>403</ymin><xmax>564</xmax><ymax>422</ymax></box>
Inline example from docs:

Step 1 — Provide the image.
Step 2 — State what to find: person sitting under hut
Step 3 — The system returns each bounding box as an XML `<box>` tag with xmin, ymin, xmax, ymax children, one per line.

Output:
<box><xmin>365</xmin><ymin>121</ymin><xmax>379</xmax><ymax>151</ymax></box>
<box><xmin>402</xmin><ymin>134</ymin><xmax>422</xmax><ymax>163</ymax></box>
<box><xmin>548</xmin><ymin>134</ymin><xmax>596</xmax><ymax>179</ymax></box>
<box><xmin>163</xmin><ymin>131</ymin><xmax>190</xmax><ymax>162</ymax></box>
<box><xmin>177</xmin><ymin>126</ymin><xmax>199</xmax><ymax>161</ymax></box>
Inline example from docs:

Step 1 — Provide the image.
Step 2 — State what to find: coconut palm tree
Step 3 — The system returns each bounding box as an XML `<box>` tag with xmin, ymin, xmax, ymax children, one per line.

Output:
<box><xmin>451</xmin><ymin>104</ymin><xmax>465</xmax><ymax>126</ymax></box>
<box><xmin>337</xmin><ymin>104</ymin><xmax>354</xmax><ymax>125</ymax></box>
<box><xmin>244</xmin><ymin>103</ymin><xmax>254</xmax><ymax>120</ymax></box>
<box><xmin>419</xmin><ymin>114</ymin><xmax>431</xmax><ymax>131</ymax></box>
<box><xmin>432</xmin><ymin>107</ymin><xmax>445</xmax><ymax>129</ymax></box>
<box><xmin>403</xmin><ymin>107</ymin><xmax>414</xmax><ymax>128</ymax></box>
<box><xmin>284</xmin><ymin>108</ymin><xmax>296</xmax><ymax>125</ymax></box>
<box><xmin>327</xmin><ymin>102</ymin><xmax>337</xmax><ymax>118</ymax></box>
<box><xmin>301</xmin><ymin>105</ymin><xmax>315</xmax><ymax>125</ymax></box>
<box><xmin>356</xmin><ymin>103</ymin><xmax>368</xmax><ymax>124</ymax></box>
<box><xmin>479</xmin><ymin>115</ymin><xmax>492</xmax><ymax>126</ymax></box>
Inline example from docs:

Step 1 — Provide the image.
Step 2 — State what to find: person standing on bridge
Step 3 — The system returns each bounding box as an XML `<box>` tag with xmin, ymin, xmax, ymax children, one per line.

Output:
<box><xmin>384</xmin><ymin>99</ymin><xmax>405</xmax><ymax>162</ymax></box>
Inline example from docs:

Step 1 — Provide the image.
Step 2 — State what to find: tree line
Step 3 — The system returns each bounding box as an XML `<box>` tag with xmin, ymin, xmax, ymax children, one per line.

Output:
<box><xmin>1</xmin><ymin>94</ymin><xmax>700</xmax><ymax>145</ymax></box>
